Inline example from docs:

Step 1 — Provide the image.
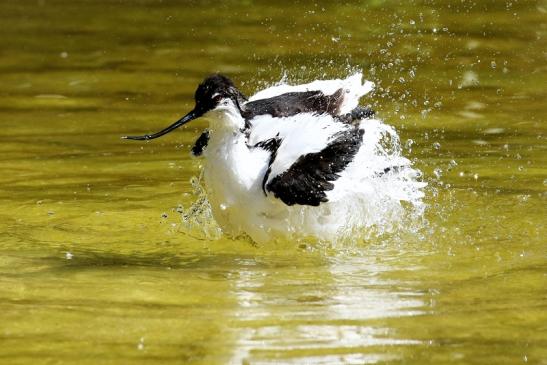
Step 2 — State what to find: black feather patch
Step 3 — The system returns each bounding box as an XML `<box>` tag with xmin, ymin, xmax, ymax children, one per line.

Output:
<box><xmin>336</xmin><ymin>106</ymin><xmax>375</xmax><ymax>125</ymax></box>
<box><xmin>191</xmin><ymin>130</ymin><xmax>210</xmax><ymax>156</ymax></box>
<box><xmin>242</xmin><ymin>89</ymin><xmax>344</xmax><ymax>121</ymax></box>
<box><xmin>266</xmin><ymin>127</ymin><xmax>364</xmax><ymax>206</ymax></box>
<box><xmin>254</xmin><ymin>136</ymin><xmax>282</xmax><ymax>195</ymax></box>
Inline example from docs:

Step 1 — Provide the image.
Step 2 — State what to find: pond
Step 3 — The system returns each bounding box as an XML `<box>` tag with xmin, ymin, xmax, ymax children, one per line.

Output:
<box><xmin>0</xmin><ymin>0</ymin><xmax>545</xmax><ymax>364</ymax></box>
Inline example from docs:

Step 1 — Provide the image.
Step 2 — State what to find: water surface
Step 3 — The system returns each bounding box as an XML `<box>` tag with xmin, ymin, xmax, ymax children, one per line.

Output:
<box><xmin>0</xmin><ymin>1</ymin><xmax>546</xmax><ymax>364</ymax></box>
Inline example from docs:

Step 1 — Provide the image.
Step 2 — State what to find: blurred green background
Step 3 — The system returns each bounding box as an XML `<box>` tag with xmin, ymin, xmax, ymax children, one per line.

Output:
<box><xmin>0</xmin><ymin>1</ymin><xmax>545</xmax><ymax>364</ymax></box>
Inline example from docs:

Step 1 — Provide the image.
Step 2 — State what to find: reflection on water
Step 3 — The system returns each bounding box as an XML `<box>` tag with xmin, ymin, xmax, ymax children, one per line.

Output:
<box><xmin>228</xmin><ymin>254</ymin><xmax>427</xmax><ymax>364</ymax></box>
<box><xmin>0</xmin><ymin>0</ymin><xmax>546</xmax><ymax>364</ymax></box>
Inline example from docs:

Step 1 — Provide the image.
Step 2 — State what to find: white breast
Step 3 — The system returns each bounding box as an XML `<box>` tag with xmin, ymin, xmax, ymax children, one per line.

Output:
<box><xmin>201</xmin><ymin>110</ymin><xmax>270</xmax><ymax>235</ymax></box>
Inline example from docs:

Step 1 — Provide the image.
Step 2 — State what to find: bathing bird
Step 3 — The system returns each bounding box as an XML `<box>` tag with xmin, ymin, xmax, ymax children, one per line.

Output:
<box><xmin>124</xmin><ymin>73</ymin><xmax>425</xmax><ymax>243</ymax></box>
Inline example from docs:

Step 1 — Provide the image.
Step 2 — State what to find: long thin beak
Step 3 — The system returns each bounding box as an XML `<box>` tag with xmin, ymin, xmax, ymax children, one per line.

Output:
<box><xmin>122</xmin><ymin>110</ymin><xmax>199</xmax><ymax>141</ymax></box>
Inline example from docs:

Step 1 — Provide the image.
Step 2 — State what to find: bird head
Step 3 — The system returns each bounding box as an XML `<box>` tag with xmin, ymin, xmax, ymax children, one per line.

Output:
<box><xmin>123</xmin><ymin>74</ymin><xmax>246</xmax><ymax>141</ymax></box>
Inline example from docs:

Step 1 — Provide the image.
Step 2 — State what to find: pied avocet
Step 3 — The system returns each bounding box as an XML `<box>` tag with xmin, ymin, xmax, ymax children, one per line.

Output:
<box><xmin>124</xmin><ymin>73</ymin><xmax>425</xmax><ymax>243</ymax></box>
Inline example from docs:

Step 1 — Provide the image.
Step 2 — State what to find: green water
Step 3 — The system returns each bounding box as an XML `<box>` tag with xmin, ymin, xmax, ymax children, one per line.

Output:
<box><xmin>1</xmin><ymin>0</ymin><xmax>546</xmax><ymax>364</ymax></box>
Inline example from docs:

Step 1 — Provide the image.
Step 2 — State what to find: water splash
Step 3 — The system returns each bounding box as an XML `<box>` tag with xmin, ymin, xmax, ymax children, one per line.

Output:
<box><xmin>179</xmin><ymin>173</ymin><xmax>222</xmax><ymax>241</ymax></box>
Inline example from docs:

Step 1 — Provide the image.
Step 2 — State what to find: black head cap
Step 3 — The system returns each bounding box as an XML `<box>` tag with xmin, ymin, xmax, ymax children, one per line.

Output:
<box><xmin>194</xmin><ymin>74</ymin><xmax>247</xmax><ymax>114</ymax></box>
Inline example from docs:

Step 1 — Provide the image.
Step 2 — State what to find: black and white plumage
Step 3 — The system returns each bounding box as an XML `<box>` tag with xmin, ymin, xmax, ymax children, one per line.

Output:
<box><xmin>265</xmin><ymin>128</ymin><xmax>364</xmax><ymax>206</ymax></box>
<box><xmin>191</xmin><ymin>78</ymin><xmax>373</xmax><ymax>157</ymax></box>
<box><xmin>124</xmin><ymin>73</ymin><xmax>426</xmax><ymax>243</ymax></box>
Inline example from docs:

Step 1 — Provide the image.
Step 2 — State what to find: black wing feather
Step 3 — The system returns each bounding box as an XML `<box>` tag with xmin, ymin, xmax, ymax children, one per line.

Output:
<box><xmin>191</xmin><ymin>130</ymin><xmax>210</xmax><ymax>156</ymax></box>
<box><xmin>266</xmin><ymin>127</ymin><xmax>364</xmax><ymax>206</ymax></box>
<box><xmin>242</xmin><ymin>89</ymin><xmax>344</xmax><ymax>121</ymax></box>
<box><xmin>254</xmin><ymin>137</ymin><xmax>283</xmax><ymax>195</ymax></box>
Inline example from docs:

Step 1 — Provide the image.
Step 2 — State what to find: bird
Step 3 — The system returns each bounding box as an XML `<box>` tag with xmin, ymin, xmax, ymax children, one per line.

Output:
<box><xmin>124</xmin><ymin>72</ymin><xmax>426</xmax><ymax>243</ymax></box>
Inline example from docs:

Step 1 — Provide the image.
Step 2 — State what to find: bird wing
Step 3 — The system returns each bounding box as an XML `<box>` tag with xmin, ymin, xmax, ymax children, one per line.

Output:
<box><xmin>242</xmin><ymin>89</ymin><xmax>344</xmax><ymax>120</ymax></box>
<box><xmin>266</xmin><ymin>127</ymin><xmax>363</xmax><ymax>206</ymax></box>
<box><xmin>250</xmin><ymin>114</ymin><xmax>364</xmax><ymax>206</ymax></box>
<box><xmin>191</xmin><ymin>130</ymin><xmax>210</xmax><ymax>156</ymax></box>
<box><xmin>249</xmin><ymin>72</ymin><xmax>374</xmax><ymax>114</ymax></box>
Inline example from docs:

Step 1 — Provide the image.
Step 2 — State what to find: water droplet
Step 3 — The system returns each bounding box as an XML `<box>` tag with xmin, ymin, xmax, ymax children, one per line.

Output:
<box><xmin>518</xmin><ymin>195</ymin><xmax>530</xmax><ymax>202</ymax></box>
<box><xmin>460</xmin><ymin>71</ymin><xmax>479</xmax><ymax>88</ymax></box>
<box><xmin>432</xmin><ymin>142</ymin><xmax>441</xmax><ymax>150</ymax></box>
<box><xmin>433</xmin><ymin>168</ymin><xmax>443</xmax><ymax>179</ymax></box>
<box><xmin>490</xmin><ymin>61</ymin><xmax>496</xmax><ymax>69</ymax></box>
<box><xmin>65</xmin><ymin>252</ymin><xmax>73</xmax><ymax>260</ymax></box>
<box><xmin>405</xmin><ymin>139</ymin><xmax>414</xmax><ymax>150</ymax></box>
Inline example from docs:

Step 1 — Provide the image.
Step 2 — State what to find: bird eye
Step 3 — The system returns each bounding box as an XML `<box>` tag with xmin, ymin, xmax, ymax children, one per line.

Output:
<box><xmin>213</xmin><ymin>94</ymin><xmax>223</xmax><ymax>102</ymax></box>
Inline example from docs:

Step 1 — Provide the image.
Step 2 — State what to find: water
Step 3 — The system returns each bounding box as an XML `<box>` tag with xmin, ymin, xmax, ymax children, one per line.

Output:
<box><xmin>0</xmin><ymin>1</ymin><xmax>545</xmax><ymax>364</ymax></box>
